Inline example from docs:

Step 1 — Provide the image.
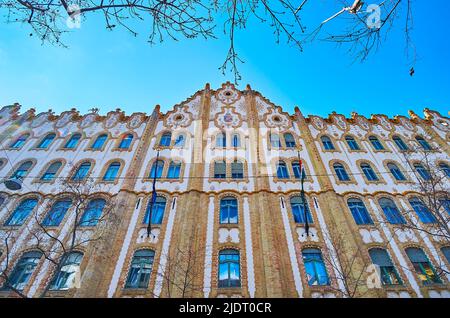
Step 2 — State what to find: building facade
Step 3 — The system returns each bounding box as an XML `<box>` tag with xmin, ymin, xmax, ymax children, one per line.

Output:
<box><xmin>0</xmin><ymin>82</ymin><xmax>449</xmax><ymax>298</ymax></box>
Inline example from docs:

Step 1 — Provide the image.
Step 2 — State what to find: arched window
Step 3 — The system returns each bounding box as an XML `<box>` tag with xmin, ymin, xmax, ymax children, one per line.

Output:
<box><xmin>378</xmin><ymin>198</ymin><xmax>405</xmax><ymax>224</ymax></box>
<box><xmin>231</xmin><ymin>160</ymin><xmax>243</xmax><ymax>179</ymax></box>
<box><xmin>41</xmin><ymin>161</ymin><xmax>62</xmax><ymax>181</ymax></box>
<box><xmin>160</xmin><ymin>132</ymin><xmax>172</xmax><ymax>147</ymax></box>
<box><xmin>167</xmin><ymin>161</ymin><xmax>181</xmax><ymax>179</ymax></box>
<box><xmin>369</xmin><ymin>136</ymin><xmax>384</xmax><ymax>150</ymax></box>
<box><xmin>125</xmin><ymin>250</ymin><xmax>155</xmax><ymax>289</ymax></box>
<box><xmin>92</xmin><ymin>134</ymin><xmax>107</xmax><ymax>150</ymax></box>
<box><xmin>49</xmin><ymin>252</ymin><xmax>83</xmax><ymax>290</ymax></box>
<box><xmin>10</xmin><ymin>133</ymin><xmax>29</xmax><ymax>149</ymax></box>
<box><xmin>79</xmin><ymin>198</ymin><xmax>106</xmax><ymax>227</ymax></box>
<box><xmin>5</xmin><ymin>251</ymin><xmax>42</xmax><ymax>290</ymax></box>
<box><xmin>441</xmin><ymin>246</ymin><xmax>450</xmax><ymax>265</ymax></box>
<box><xmin>119</xmin><ymin>134</ymin><xmax>133</xmax><ymax>149</ymax></box>
<box><xmin>415</xmin><ymin>136</ymin><xmax>432</xmax><ymax>151</ymax></box>
<box><xmin>321</xmin><ymin>136</ymin><xmax>334</xmax><ymax>150</ymax></box>
<box><xmin>368</xmin><ymin>248</ymin><xmax>402</xmax><ymax>285</ymax></box>
<box><xmin>149</xmin><ymin>160</ymin><xmax>164</xmax><ymax>179</ymax></box>
<box><xmin>345</xmin><ymin>135</ymin><xmax>360</xmax><ymax>150</ymax></box>
<box><xmin>269</xmin><ymin>133</ymin><xmax>281</xmax><ymax>148</ymax></box>
<box><xmin>216</xmin><ymin>132</ymin><xmax>226</xmax><ymax>148</ymax></box>
<box><xmin>393</xmin><ymin>135</ymin><xmax>408</xmax><ymax>151</ymax></box>
<box><xmin>333</xmin><ymin>163</ymin><xmax>350</xmax><ymax>181</ymax></box>
<box><xmin>144</xmin><ymin>196</ymin><xmax>166</xmax><ymax>224</ymax></box>
<box><xmin>174</xmin><ymin>134</ymin><xmax>185</xmax><ymax>148</ymax></box>
<box><xmin>347</xmin><ymin>198</ymin><xmax>373</xmax><ymax>225</ymax></box>
<box><xmin>103</xmin><ymin>162</ymin><xmax>121</xmax><ymax>181</ymax></box>
<box><xmin>302</xmin><ymin>248</ymin><xmax>329</xmax><ymax>286</ymax></box>
<box><xmin>388</xmin><ymin>163</ymin><xmax>406</xmax><ymax>181</ymax></box>
<box><xmin>361</xmin><ymin>163</ymin><xmax>379</xmax><ymax>181</ymax></box>
<box><xmin>72</xmin><ymin>162</ymin><xmax>91</xmax><ymax>181</ymax></box>
<box><xmin>4</xmin><ymin>198</ymin><xmax>38</xmax><ymax>226</ymax></box>
<box><xmin>439</xmin><ymin>163</ymin><xmax>450</xmax><ymax>178</ymax></box>
<box><xmin>11</xmin><ymin>161</ymin><xmax>33</xmax><ymax>180</ymax></box>
<box><xmin>276</xmin><ymin>161</ymin><xmax>289</xmax><ymax>179</ymax></box>
<box><xmin>409</xmin><ymin>197</ymin><xmax>436</xmax><ymax>223</ymax></box>
<box><xmin>405</xmin><ymin>248</ymin><xmax>441</xmax><ymax>285</ymax></box>
<box><xmin>290</xmin><ymin>196</ymin><xmax>313</xmax><ymax>224</ymax></box>
<box><xmin>64</xmin><ymin>133</ymin><xmax>81</xmax><ymax>149</ymax></box>
<box><xmin>42</xmin><ymin>199</ymin><xmax>72</xmax><ymax>227</ymax></box>
<box><xmin>220</xmin><ymin>197</ymin><xmax>238</xmax><ymax>224</ymax></box>
<box><xmin>37</xmin><ymin>133</ymin><xmax>56</xmax><ymax>149</ymax></box>
<box><xmin>218</xmin><ymin>249</ymin><xmax>240</xmax><ymax>288</ymax></box>
<box><xmin>214</xmin><ymin>160</ymin><xmax>226</xmax><ymax>179</ymax></box>
<box><xmin>284</xmin><ymin>133</ymin><xmax>296</xmax><ymax>148</ymax></box>
<box><xmin>232</xmin><ymin>134</ymin><xmax>241</xmax><ymax>148</ymax></box>
<box><xmin>292</xmin><ymin>161</ymin><xmax>303</xmax><ymax>179</ymax></box>
<box><xmin>414</xmin><ymin>163</ymin><xmax>431</xmax><ymax>181</ymax></box>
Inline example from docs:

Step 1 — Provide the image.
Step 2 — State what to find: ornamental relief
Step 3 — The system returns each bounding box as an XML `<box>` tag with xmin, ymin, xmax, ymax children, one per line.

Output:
<box><xmin>215</xmin><ymin>106</ymin><xmax>242</xmax><ymax>129</ymax></box>
<box><xmin>55</xmin><ymin>112</ymin><xmax>73</xmax><ymax>128</ymax></box>
<box><xmin>399</xmin><ymin>117</ymin><xmax>415</xmax><ymax>131</ymax></box>
<box><xmin>127</xmin><ymin>113</ymin><xmax>145</xmax><ymax>129</ymax></box>
<box><xmin>333</xmin><ymin>115</ymin><xmax>347</xmax><ymax>131</ymax></box>
<box><xmin>376</xmin><ymin>115</ymin><xmax>393</xmax><ymax>131</ymax></box>
<box><xmin>215</xmin><ymin>82</ymin><xmax>241</xmax><ymax>105</ymax></box>
<box><xmin>31</xmin><ymin>112</ymin><xmax>51</xmax><ymax>128</ymax></box>
<box><xmin>263</xmin><ymin>108</ymin><xmax>291</xmax><ymax>131</ymax></box>
<box><xmin>164</xmin><ymin>105</ymin><xmax>193</xmax><ymax>129</ymax></box>
<box><xmin>104</xmin><ymin>112</ymin><xmax>121</xmax><ymax>129</ymax></box>
<box><xmin>310</xmin><ymin>116</ymin><xmax>326</xmax><ymax>131</ymax></box>
<box><xmin>355</xmin><ymin>116</ymin><xmax>370</xmax><ymax>131</ymax></box>
<box><xmin>79</xmin><ymin>113</ymin><xmax>97</xmax><ymax>129</ymax></box>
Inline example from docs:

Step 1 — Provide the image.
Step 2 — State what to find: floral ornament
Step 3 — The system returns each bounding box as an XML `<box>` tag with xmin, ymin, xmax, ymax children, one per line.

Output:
<box><xmin>79</xmin><ymin>113</ymin><xmax>97</xmax><ymax>129</ymax></box>
<box><xmin>216</xmin><ymin>83</ymin><xmax>240</xmax><ymax>105</ymax></box>
<box><xmin>333</xmin><ymin>115</ymin><xmax>347</xmax><ymax>131</ymax></box>
<box><xmin>311</xmin><ymin>116</ymin><xmax>325</xmax><ymax>130</ymax></box>
<box><xmin>55</xmin><ymin>111</ymin><xmax>74</xmax><ymax>128</ymax></box>
<box><xmin>127</xmin><ymin>113</ymin><xmax>145</xmax><ymax>129</ymax></box>
<box><xmin>215</xmin><ymin>106</ymin><xmax>242</xmax><ymax>129</ymax></box>
<box><xmin>104</xmin><ymin>113</ymin><xmax>120</xmax><ymax>129</ymax></box>
<box><xmin>264</xmin><ymin>108</ymin><xmax>290</xmax><ymax>130</ymax></box>
<box><xmin>376</xmin><ymin>115</ymin><xmax>393</xmax><ymax>131</ymax></box>
<box><xmin>31</xmin><ymin>112</ymin><xmax>51</xmax><ymax>128</ymax></box>
<box><xmin>400</xmin><ymin>117</ymin><xmax>414</xmax><ymax>131</ymax></box>
<box><xmin>164</xmin><ymin>105</ymin><xmax>193</xmax><ymax>129</ymax></box>
<box><xmin>356</xmin><ymin>116</ymin><xmax>370</xmax><ymax>131</ymax></box>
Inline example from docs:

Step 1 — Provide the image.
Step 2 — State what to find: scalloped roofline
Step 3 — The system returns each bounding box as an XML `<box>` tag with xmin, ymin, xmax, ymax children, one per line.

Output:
<box><xmin>2</xmin><ymin>83</ymin><xmax>448</xmax><ymax>123</ymax></box>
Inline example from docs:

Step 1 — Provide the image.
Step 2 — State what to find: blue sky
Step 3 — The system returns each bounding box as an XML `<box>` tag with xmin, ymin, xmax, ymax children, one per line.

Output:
<box><xmin>0</xmin><ymin>1</ymin><xmax>449</xmax><ymax>118</ymax></box>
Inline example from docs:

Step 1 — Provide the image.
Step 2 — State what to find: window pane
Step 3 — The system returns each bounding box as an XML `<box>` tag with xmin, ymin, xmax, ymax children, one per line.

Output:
<box><xmin>125</xmin><ymin>250</ymin><xmax>155</xmax><ymax>289</ymax></box>
<box><xmin>92</xmin><ymin>134</ymin><xmax>107</xmax><ymax>149</ymax></box>
<box><xmin>42</xmin><ymin>199</ymin><xmax>72</xmax><ymax>226</ymax></box>
<box><xmin>6</xmin><ymin>251</ymin><xmax>42</xmax><ymax>290</ymax></box>
<box><xmin>103</xmin><ymin>162</ymin><xmax>120</xmax><ymax>181</ymax></box>
<box><xmin>50</xmin><ymin>252</ymin><xmax>83</xmax><ymax>290</ymax></box>
<box><xmin>284</xmin><ymin>133</ymin><xmax>296</xmax><ymax>148</ymax></box>
<box><xmin>379</xmin><ymin>198</ymin><xmax>405</xmax><ymax>224</ymax></box>
<box><xmin>79</xmin><ymin>199</ymin><xmax>105</xmax><ymax>226</ymax></box>
<box><xmin>290</xmin><ymin>196</ymin><xmax>313</xmax><ymax>224</ymax></box>
<box><xmin>41</xmin><ymin>162</ymin><xmax>62</xmax><ymax>181</ymax></box>
<box><xmin>347</xmin><ymin>198</ymin><xmax>373</xmax><ymax>225</ymax></box>
<box><xmin>149</xmin><ymin>160</ymin><xmax>164</xmax><ymax>179</ymax></box>
<box><xmin>72</xmin><ymin>162</ymin><xmax>91</xmax><ymax>181</ymax></box>
<box><xmin>119</xmin><ymin>134</ymin><xmax>133</xmax><ymax>149</ymax></box>
<box><xmin>214</xmin><ymin>161</ymin><xmax>226</xmax><ymax>178</ymax></box>
<box><xmin>218</xmin><ymin>250</ymin><xmax>240</xmax><ymax>288</ymax></box>
<box><xmin>302</xmin><ymin>249</ymin><xmax>329</xmax><ymax>286</ymax></box>
<box><xmin>65</xmin><ymin>134</ymin><xmax>81</xmax><ymax>148</ymax></box>
<box><xmin>160</xmin><ymin>133</ymin><xmax>172</xmax><ymax>147</ymax></box>
<box><xmin>231</xmin><ymin>161</ymin><xmax>243</xmax><ymax>179</ymax></box>
<box><xmin>144</xmin><ymin>196</ymin><xmax>166</xmax><ymax>224</ymax></box>
<box><xmin>409</xmin><ymin>198</ymin><xmax>436</xmax><ymax>223</ymax></box>
<box><xmin>38</xmin><ymin>133</ymin><xmax>56</xmax><ymax>148</ymax></box>
<box><xmin>167</xmin><ymin>161</ymin><xmax>181</xmax><ymax>179</ymax></box>
<box><xmin>5</xmin><ymin>198</ymin><xmax>38</xmax><ymax>226</ymax></box>
<box><xmin>220</xmin><ymin>197</ymin><xmax>238</xmax><ymax>224</ymax></box>
<box><xmin>276</xmin><ymin>161</ymin><xmax>289</xmax><ymax>179</ymax></box>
